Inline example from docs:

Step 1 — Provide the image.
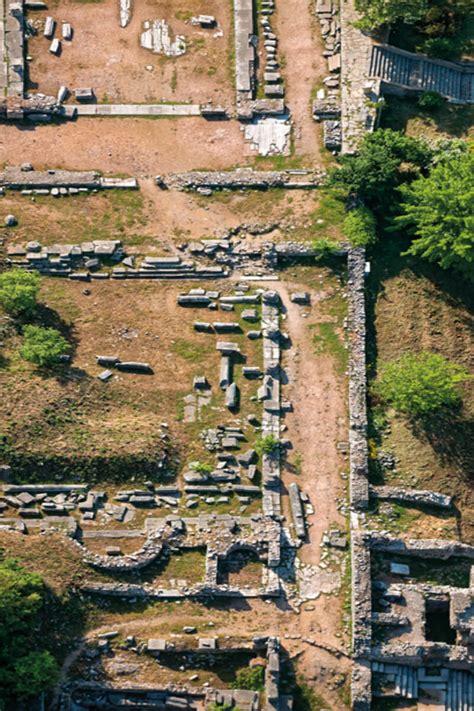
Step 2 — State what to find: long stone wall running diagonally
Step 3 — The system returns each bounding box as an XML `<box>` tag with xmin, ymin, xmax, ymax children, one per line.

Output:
<box><xmin>369</xmin><ymin>44</ymin><xmax>474</xmax><ymax>104</ymax></box>
<box><xmin>347</xmin><ymin>247</ymin><xmax>369</xmax><ymax>511</ymax></box>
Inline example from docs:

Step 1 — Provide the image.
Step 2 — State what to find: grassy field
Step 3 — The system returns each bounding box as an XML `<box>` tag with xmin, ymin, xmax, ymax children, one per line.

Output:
<box><xmin>366</xmin><ymin>238</ymin><xmax>474</xmax><ymax>542</ymax></box>
<box><xmin>0</xmin><ymin>278</ymin><xmax>264</xmax><ymax>490</ymax></box>
<box><xmin>0</xmin><ymin>190</ymin><xmax>152</xmax><ymax>248</ymax></box>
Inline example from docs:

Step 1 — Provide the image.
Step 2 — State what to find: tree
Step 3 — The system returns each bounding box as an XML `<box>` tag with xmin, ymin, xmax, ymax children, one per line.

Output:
<box><xmin>20</xmin><ymin>325</ymin><xmax>70</xmax><ymax>367</ymax></box>
<box><xmin>0</xmin><ymin>558</ymin><xmax>59</xmax><ymax>707</ymax></box>
<box><xmin>343</xmin><ymin>206</ymin><xmax>377</xmax><ymax>246</ymax></box>
<box><xmin>376</xmin><ymin>352</ymin><xmax>470</xmax><ymax>417</ymax></box>
<box><xmin>328</xmin><ymin>129</ymin><xmax>432</xmax><ymax>210</ymax></box>
<box><xmin>231</xmin><ymin>666</ymin><xmax>265</xmax><ymax>691</ymax></box>
<box><xmin>0</xmin><ymin>270</ymin><xmax>41</xmax><ymax>318</ymax></box>
<box><xmin>396</xmin><ymin>152</ymin><xmax>474</xmax><ymax>279</ymax></box>
<box><xmin>355</xmin><ymin>0</ymin><xmax>427</xmax><ymax>31</ymax></box>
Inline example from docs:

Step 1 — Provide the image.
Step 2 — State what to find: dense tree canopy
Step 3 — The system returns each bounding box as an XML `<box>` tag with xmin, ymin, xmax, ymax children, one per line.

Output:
<box><xmin>0</xmin><ymin>557</ymin><xmax>59</xmax><ymax>708</ymax></box>
<box><xmin>0</xmin><ymin>270</ymin><xmax>41</xmax><ymax>318</ymax></box>
<box><xmin>355</xmin><ymin>0</ymin><xmax>428</xmax><ymax>30</ymax></box>
<box><xmin>395</xmin><ymin>151</ymin><xmax>474</xmax><ymax>279</ymax></box>
<box><xmin>20</xmin><ymin>325</ymin><xmax>70</xmax><ymax>367</ymax></box>
<box><xmin>376</xmin><ymin>352</ymin><xmax>470</xmax><ymax>417</ymax></box>
<box><xmin>328</xmin><ymin>129</ymin><xmax>432</xmax><ymax>210</ymax></box>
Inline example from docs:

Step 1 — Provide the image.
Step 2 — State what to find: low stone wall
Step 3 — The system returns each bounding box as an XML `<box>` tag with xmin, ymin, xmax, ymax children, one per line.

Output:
<box><xmin>158</xmin><ymin>168</ymin><xmax>323</xmax><ymax>191</ymax></box>
<box><xmin>351</xmin><ymin>533</ymin><xmax>372</xmax><ymax>711</ymax></box>
<box><xmin>370</xmin><ymin>536</ymin><xmax>474</xmax><ymax>561</ymax></box>
<box><xmin>0</xmin><ymin>168</ymin><xmax>100</xmax><ymax>189</ymax></box>
<box><xmin>347</xmin><ymin>248</ymin><xmax>369</xmax><ymax>510</ymax></box>
<box><xmin>370</xmin><ymin>485</ymin><xmax>453</xmax><ymax>509</ymax></box>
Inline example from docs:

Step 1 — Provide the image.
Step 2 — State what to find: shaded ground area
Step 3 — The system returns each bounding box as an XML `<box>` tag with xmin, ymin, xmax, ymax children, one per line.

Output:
<box><xmin>26</xmin><ymin>0</ymin><xmax>233</xmax><ymax>105</ymax></box>
<box><xmin>367</xmin><ymin>241</ymin><xmax>474</xmax><ymax>542</ymax></box>
<box><xmin>380</xmin><ymin>95</ymin><xmax>474</xmax><ymax>140</ymax></box>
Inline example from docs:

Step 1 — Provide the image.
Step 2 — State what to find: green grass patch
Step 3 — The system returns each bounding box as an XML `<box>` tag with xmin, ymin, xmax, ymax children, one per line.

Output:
<box><xmin>312</xmin><ymin>322</ymin><xmax>348</xmax><ymax>375</ymax></box>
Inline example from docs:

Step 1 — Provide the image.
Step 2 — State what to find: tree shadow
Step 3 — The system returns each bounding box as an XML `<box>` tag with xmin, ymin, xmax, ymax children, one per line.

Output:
<box><xmin>411</xmin><ymin>410</ymin><xmax>474</xmax><ymax>484</ymax></box>
<box><xmin>380</xmin><ymin>95</ymin><xmax>474</xmax><ymax>139</ymax></box>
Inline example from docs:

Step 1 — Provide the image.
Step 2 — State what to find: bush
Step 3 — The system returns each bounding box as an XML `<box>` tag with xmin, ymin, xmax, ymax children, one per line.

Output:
<box><xmin>376</xmin><ymin>352</ymin><xmax>470</xmax><ymax>417</ymax></box>
<box><xmin>343</xmin><ymin>206</ymin><xmax>377</xmax><ymax>246</ymax></box>
<box><xmin>419</xmin><ymin>36</ymin><xmax>459</xmax><ymax>59</ymax></box>
<box><xmin>194</xmin><ymin>462</ymin><xmax>213</xmax><ymax>475</ymax></box>
<box><xmin>311</xmin><ymin>237</ymin><xmax>340</xmax><ymax>255</ymax></box>
<box><xmin>20</xmin><ymin>325</ymin><xmax>70</xmax><ymax>367</ymax></box>
<box><xmin>0</xmin><ymin>270</ymin><xmax>41</xmax><ymax>318</ymax></box>
<box><xmin>231</xmin><ymin>665</ymin><xmax>265</xmax><ymax>691</ymax></box>
<box><xmin>417</xmin><ymin>91</ymin><xmax>446</xmax><ymax>110</ymax></box>
<box><xmin>255</xmin><ymin>434</ymin><xmax>279</xmax><ymax>456</ymax></box>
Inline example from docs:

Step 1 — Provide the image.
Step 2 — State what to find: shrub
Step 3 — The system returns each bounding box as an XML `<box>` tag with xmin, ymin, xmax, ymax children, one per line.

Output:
<box><xmin>194</xmin><ymin>462</ymin><xmax>213</xmax><ymax>475</ymax></box>
<box><xmin>0</xmin><ymin>269</ymin><xmax>41</xmax><ymax>318</ymax></box>
<box><xmin>231</xmin><ymin>665</ymin><xmax>265</xmax><ymax>691</ymax></box>
<box><xmin>417</xmin><ymin>91</ymin><xmax>446</xmax><ymax>110</ymax></box>
<box><xmin>419</xmin><ymin>37</ymin><xmax>458</xmax><ymax>59</ymax></box>
<box><xmin>255</xmin><ymin>434</ymin><xmax>279</xmax><ymax>456</ymax></box>
<box><xmin>20</xmin><ymin>325</ymin><xmax>70</xmax><ymax>367</ymax></box>
<box><xmin>342</xmin><ymin>206</ymin><xmax>377</xmax><ymax>246</ymax></box>
<box><xmin>376</xmin><ymin>352</ymin><xmax>470</xmax><ymax>417</ymax></box>
<box><xmin>311</xmin><ymin>237</ymin><xmax>340</xmax><ymax>255</ymax></box>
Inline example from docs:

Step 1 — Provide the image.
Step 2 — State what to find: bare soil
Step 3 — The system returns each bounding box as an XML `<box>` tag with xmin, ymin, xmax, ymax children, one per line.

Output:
<box><xmin>274</xmin><ymin>0</ymin><xmax>327</xmax><ymax>162</ymax></box>
<box><xmin>0</xmin><ymin>117</ymin><xmax>247</xmax><ymax>176</ymax></box>
<box><xmin>26</xmin><ymin>0</ymin><xmax>233</xmax><ymax>106</ymax></box>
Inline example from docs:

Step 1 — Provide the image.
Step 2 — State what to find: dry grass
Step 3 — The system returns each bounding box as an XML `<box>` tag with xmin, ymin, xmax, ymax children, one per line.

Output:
<box><xmin>368</xmin><ymin>248</ymin><xmax>474</xmax><ymax>542</ymax></box>
<box><xmin>0</xmin><ymin>279</ymin><xmax>265</xmax><ymax>494</ymax></box>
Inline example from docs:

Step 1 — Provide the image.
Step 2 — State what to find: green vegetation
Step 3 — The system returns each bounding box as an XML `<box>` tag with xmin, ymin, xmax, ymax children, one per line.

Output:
<box><xmin>194</xmin><ymin>462</ymin><xmax>214</xmax><ymax>475</ymax></box>
<box><xmin>396</xmin><ymin>151</ymin><xmax>474</xmax><ymax>280</ymax></box>
<box><xmin>343</xmin><ymin>206</ymin><xmax>377</xmax><ymax>246</ymax></box>
<box><xmin>417</xmin><ymin>90</ymin><xmax>446</xmax><ymax>110</ymax></box>
<box><xmin>311</xmin><ymin>237</ymin><xmax>341</xmax><ymax>254</ymax></box>
<box><xmin>292</xmin><ymin>678</ymin><xmax>332</xmax><ymax>710</ymax></box>
<box><xmin>376</xmin><ymin>351</ymin><xmax>470</xmax><ymax>417</ymax></box>
<box><xmin>0</xmin><ymin>270</ymin><xmax>41</xmax><ymax>318</ymax></box>
<box><xmin>255</xmin><ymin>434</ymin><xmax>279</xmax><ymax>456</ymax></box>
<box><xmin>0</xmin><ymin>557</ymin><xmax>59</xmax><ymax>708</ymax></box>
<box><xmin>355</xmin><ymin>0</ymin><xmax>427</xmax><ymax>31</ymax></box>
<box><xmin>354</xmin><ymin>0</ymin><xmax>473</xmax><ymax>59</ymax></box>
<box><xmin>328</xmin><ymin>129</ymin><xmax>432</xmax><ymax>209</ymax></box>
<box><xmin>231</xmin><ymin>665</ymin><xmax>264</xmax><ymax>691</ymax></box>
<box><xmin>20</xmin><ymin>325</ymin><xmax>70</xmax><ymax>367</ymax></box>
<box><xmin>312</xmin><ymin>322</ymin><xmax>348</xmax><ymax>376</ymax></box>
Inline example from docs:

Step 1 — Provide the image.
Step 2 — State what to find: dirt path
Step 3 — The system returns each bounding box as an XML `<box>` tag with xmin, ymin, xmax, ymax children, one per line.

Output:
<box><xmin>275</xmin><ymin>0</ymin><xmax>326</xmax><ymax>162</ymax></box>
<box><xmin>279</xmin><ymin>282</ymin><xmax>348</xmax><ymax>565</ymax></box>
<box><xmin>0</xmin><ymin>118</ymin><xmax>247</xmax><ymax>176</ymax></box>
